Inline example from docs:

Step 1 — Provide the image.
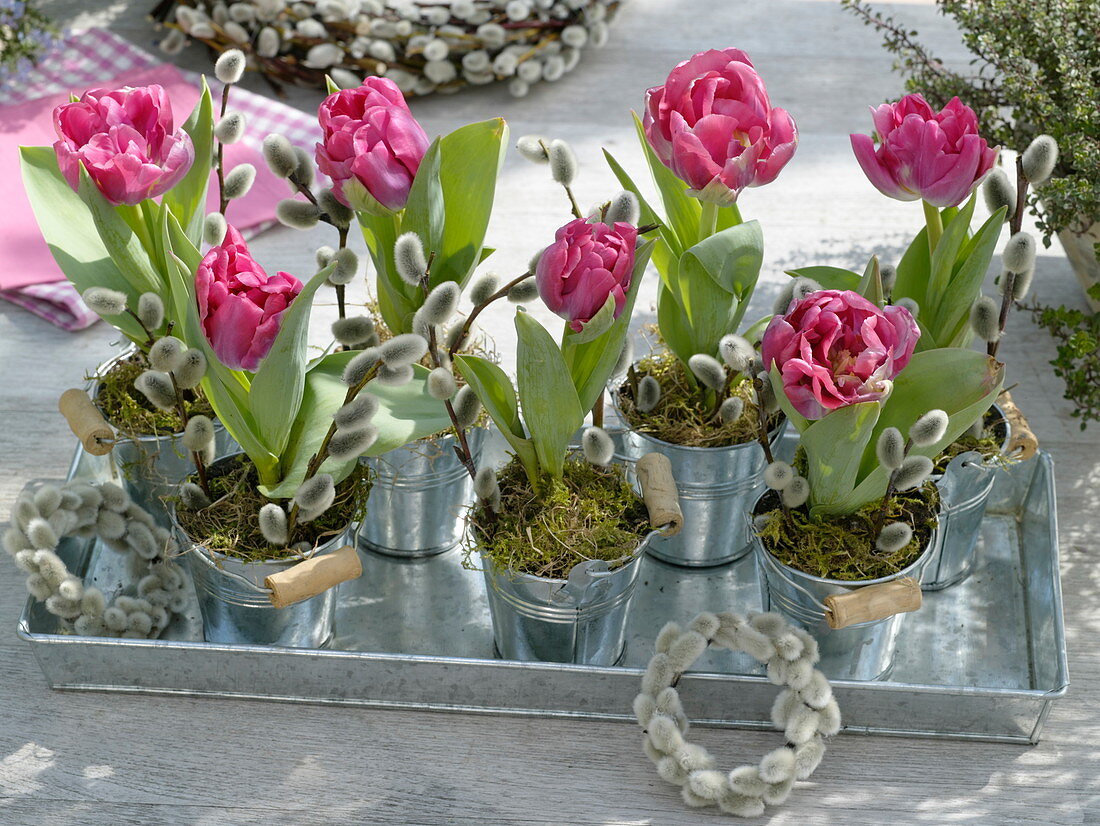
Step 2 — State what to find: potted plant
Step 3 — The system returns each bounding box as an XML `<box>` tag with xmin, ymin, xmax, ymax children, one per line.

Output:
<box><xmin>268</xmin><ymin>74</ymin><xmax>509</xmax><ymax>558</ymax></box>
<box><xmin>753</xmin><ymin>287</ymin><xmax>1004</xmax><ymax>680</ymax></box>
<box><xmin>599</xmin><ymin>47</ymin><xmax>797</xmax><ymax>567</ymax></box>
<box><xmin>20</xmin><ymin>56</ymin><xmax>256</xmax><ymax>517</ymax></box>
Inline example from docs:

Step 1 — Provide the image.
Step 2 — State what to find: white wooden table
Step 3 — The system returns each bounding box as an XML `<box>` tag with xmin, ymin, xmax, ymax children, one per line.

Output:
<box><xmin>2</xmin><ymin>1</ymin><xmax>1097</xmax><ymax>822</ymax></box>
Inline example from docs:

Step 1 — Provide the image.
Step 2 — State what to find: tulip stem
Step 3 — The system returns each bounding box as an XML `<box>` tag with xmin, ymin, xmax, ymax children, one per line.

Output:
<box><xmin>700</xmin><ymin>200</ymin><xmax>719</xmax><ymax>242</ymax></box>
<box><xmin>922</xmin><ymin>200</ymin><xmax>943</xmax><ymax>255</ymax></box>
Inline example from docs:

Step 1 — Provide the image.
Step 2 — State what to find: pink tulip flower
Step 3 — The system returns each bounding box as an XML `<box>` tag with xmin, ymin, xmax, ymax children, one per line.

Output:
<box><xmin>315</xmin><ymin>77</ymin><xmax>429</xmax><ymax>214</ymax></box>
<box><xmin>536</xmin><ymin>218</ymin><xmax>639</xmax><ymax>333</ymax></box>
<box><xmin>761</xmin><ymin>289</ymin><xmax>920</xmax><ymax>420</ymax></box>
<box><xmin>643</xmin><ymin>48</ymin><xmax>798</xmax><ymax>205</ymax></box>
<box><xmin>196</xmin><ymin>225</ymin><xmax>303</xmax><ymax>372</ymax></box>
<box><xmin>52</xmin><ymin>84</ymin><xmax>194</xmax><ymax>206</ymax></box>
<box><xmin>850</xmin><ymin>93</ymin><xmax>998</xmax><ymax>208</ymax></box>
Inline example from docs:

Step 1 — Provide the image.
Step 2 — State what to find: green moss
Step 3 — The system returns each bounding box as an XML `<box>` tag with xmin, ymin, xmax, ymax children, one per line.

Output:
<box><xmin>757</xmin><ymin>484</ymin><xmax>940</xmax><ymax>581</ymax></box>
<box><xmin>175</xmin><ymin>455</ymin><xmax>372</xmax><ymax>563</ymax></box>
<box><xmin>94</xmin><ymin>355</ymin><xmax>213</xmax><ymax>437</ymax></box>
<box><xmin>934</xmin><ymin>408</ymin><xmax>1012</xmax><ymax>474</ymax></box>
<box><xmin>469</xmin><ymin>458</ymin><xmax>650</xmax><ymax>580</ymax></box>
<box><xmin>617</xmin><ymin>349</ymin><xmax>773</xmax><ymax>448</ymax></box>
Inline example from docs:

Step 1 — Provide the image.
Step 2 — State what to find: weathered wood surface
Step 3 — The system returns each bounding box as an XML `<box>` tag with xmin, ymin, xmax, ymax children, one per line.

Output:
<box><xmin>1</xmin><ymin>1</ymin><xmax>1097</xmax><ymax>823</ymax></box>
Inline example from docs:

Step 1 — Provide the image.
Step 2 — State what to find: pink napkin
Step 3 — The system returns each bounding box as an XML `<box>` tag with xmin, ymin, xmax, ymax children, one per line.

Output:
<box><xmin>0</xmin><ymin>63</ymin><xmax>286</xmax><ymax>291</ymax></box>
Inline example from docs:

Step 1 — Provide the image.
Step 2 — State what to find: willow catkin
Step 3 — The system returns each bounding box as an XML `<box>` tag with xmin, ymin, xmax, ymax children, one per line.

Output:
<box><xmin>331</xmin><ymin>315</ymin><xmax>374</xmax><ymax>347</ymax></box>
<box><xmin>718</xmin><ymin>396</ymin><xmax>744</xmax><ymax>424</ymax></box>
<box><xmin>82</xmin><ymin>287</ymin><xmax>127</xmax><ymax>316</ymax></box>
<box><xmin>637</xmin><ymin>375</ymin><xmax>661</xmax><ymax>413</ymax></box>
<box><xmin>876</xmin><ymin>426</ymin><xmax>905</xmax><ymax>470</ymax></box>
<box><xmin>453</xmin><ymin>386</ymin><xmax>481</xmax><ymax>427</ymax></box>
<box><xmin>781</xmin><ymin>476</ymin><xmax>810</xmax><ymax>508</ymax></box>
<box><xmin>214</xmin><ymin>48</ymin><xmax>246</xmax><ymax>83</ymax></box>
<box><xmin>174</xmin><ymin>349</ymin><xmax>207</xmax><ymax>389</ymax></box>
<box><xmin>223</xmin><ymin>163</ymin><xmax>256</xmax><ymax>200</ymax></box>
<box><xmin>377</xmin><ymin>364</ymin><xmax>414</xmax><ymax>386</ymax></box>
<box><xmin>969</xmin><ymin>295</ymin><xmax>1001</xmax><ymax>342</ymax></box>
<box><xmin>394</xmin><ymin>232</ymin><xmax>428</xmax><ymax>286</ymax></box>
<box><xmin>896</xmin><ymin>297</ymin><xmax>919</xmax><ymax>318</ymax></box>
<box><xmin>473</xmin><ymin>467</ymin><xmax>499</xmax><ymax>500</ymax></box>
<box><xmin>893</xmin><ymin>455</ymin><xmax>934</xmax><ymax>491</ymax></box>
<box><xmin>293</xmin><ymin>474</ymin><xmax>335</xmax><ymax>521</ymax></box>
<box><xmin>427</xmin><ymin>367</ymin><xmax>457</xmax><ymax>400</ymax></box>
<box><xmin>469</xmin><ymin>273</ymin><xmax>499</xmax><ymax>305</ymax></box>
<box><xmin>134</xmin><ymin>371</ymin><xmax>177</xmax><ymax>411</ymax></box>
<box><xmin>581</xmin><ymin>426</ymin><xmax>615</xmax><ymax>466</ymax></box>
<box><xmin>262</xmin><ymin>134</ymin><xmax>297</xmax><ymax>179</ymax></box>
<box><xmin>879</xmin><ymin>264</ymin><xmax>897</xmax><ymax>294</ymax></box>
<box><xmin>763</xmin><ymin>461</ymin><xmax>794</xmax><ymax>491</ymax></box>
<box><xmin>875</xmin><ymin>522</ymin><xmax>913</xmax><ymax>553</ymax></box>
<box><xmin>214</xmin><ymin>110</ymin><xmax>245</xmax><ymax>144</ymax></box>
<box><xmin>548</xmin><ymin>139</ymin><xmax>578</xmax><ymax>186</ymax></box>
<box><xmin>1002</xmin><ymin>232</ymin><xmax>1036</xmax><ymax>274</ymax></box>
<box><xmin>328</xmin><ymin>247</ymin><xmax>358</xmax><ymax>285</ymax></box>
<box><xmin>688</xmin><ymin>354</ymin><xmax>726</xmax><ymax>391</ymax></box>
<box><xmin>380</xmin><ymin>334</ymin><xmax>428</xmax><ymax>369</ymax></box>
<box><xmin>422</xmin><ymin>282</ymin><xmax>461</xmax><ymax>325</ymax></box>
<box><xmin>334</xmin><ymin>393</ymin><xmax>379</xmax><ymax>429</ymax></box>
<box><xmin>276</xmin><ymin>199</ymin><xmax>321</xmax><ymax>230</ymax></box>
<box><xmin>179</xmin><ymin>482</ymin><xmax>210</xmax><ymax>510</ymax></box>
<box><xmin>516</xmin><ymin>134</ymin><xmax>549</xmax><ymax>163</ymax></box>
<box><xmin>718</xmin><ymin>334</ymin><xmax>754</xmax><ymax>374</ymax></box>
<box><xmin>327</xmin><ymin>426</ymin><xmax>378</xmax><ymax>461</ymax></box>
<box><xmin>983</xmin><ymin>168</ymin><xmax>1015</xmax><ymax>219</ymax></box>
<box><xmin>507</xmin><ymin>277</ymin><xmax>539</xmax><ymax>303</ymax></box>
<box><xmin>342</xmin><ymin>348</ymin><xmax>381</xmax><ymax>386</ymax></box>
<box><xmin>318</xmin><ymin>188</ymin><xmax>353</xmax><ymax>228</ymax></box>
<box><xmin>136</xmin><ymin>293</ymin><xmax>164</xmax><ymax>331</ymax></box>
<box><xmin>1021</xmin><ymin>134</ymin><xmax>1058</xmax><ymax>185</ymax></box>
<box><xmin>605</xmin><ymin>190</ymin><xmax>639</xmax><ymax>225</ymax></box>
<box><xmin>182</xmin><ymin>415</ymin><xmax>215</xmax><ymax>453</ymax></box>
<box><xmin>612</xmin><ymin>338</ymin><xmax>634</xmax><ymax>378</ymax></box>
<box><xmin>909</xmin><ymin>409</ymin><xmax>948</xmax><ymax>448</ymax></box>
<box><xmin>291</xmin><ymin>147</ymin><xmax>315</xmax><ymax>190</ymax></box>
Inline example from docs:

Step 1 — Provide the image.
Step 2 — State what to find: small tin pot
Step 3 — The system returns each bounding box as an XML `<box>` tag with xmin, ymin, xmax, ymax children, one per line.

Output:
<box><xmin>358</xmin><ymin>429</ymin><xmax>484</xmax><ymax>558</ymax></box>
<box><xmin>90</xmin><ymin>347</ymin><xmax>235</xmax><ymax>523</ymax></box>
<box><xmin>612</xmin><ymin>394</ymin><xmax>783</xmax><ymax>567</ymax></box>
<box><xmin>751</xmin><ymin>493</ymin><xmax>936</xmax><ymax>681</ymax></box>
<box><xmin>922</xmin><ymin>404</ymin><xmax>1011</xmax><ymax>591</ymax></box>
<box><xmin>177</xmin><ymin>517</ymin><xmax>353</xmax><ymax>649</ymax></box>
<box><xmin>478</xmin><ymin>530</ymin><xmax>659</xmax><ymax>666</ymax></box>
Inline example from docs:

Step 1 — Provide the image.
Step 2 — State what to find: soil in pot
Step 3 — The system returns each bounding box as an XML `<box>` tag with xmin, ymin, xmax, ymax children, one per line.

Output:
<box><xmin>754</xmin><ymin>483</ymin><xmax>940</xmax><ymax>582</ymax></box>
<box><xmin>94</xmin><ymin>353</ymin><xmax>213</xmax><ymax>436</ymax></box>
<box><xmin>175</xmin><ymin>454</ymin><xmax>371</xmax><ymax>563</ymax></box>
<box><xmin>933</xmin><ymin>406</ymin><xmax>1010</xmax><ymax>474</ymax></box>
<box><xmin>469</xmin><ymin>458</ymin><xmax>649</xmax><ymax>580</ymax></box>
<box><xmin>616</xmin><ymin>349</ymin><xmax>774</xmax><ymax>448</ymax></box>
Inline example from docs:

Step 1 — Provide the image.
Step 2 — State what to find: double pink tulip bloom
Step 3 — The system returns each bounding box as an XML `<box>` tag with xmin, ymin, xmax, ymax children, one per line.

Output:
<box><xmin>315</xmin><ymin>77</ymin><xmax>429</xmax><ymax>214</ymax></box>
<box><xmin>536</xmin><ymin>218</ymin><xmax>639</xmax><ymax>333</ymax></box>
<box><xmin>52</xmin><ymin>84</ymin><xmax>194</xmax><ymax>206</ymax></box>
<box><xmin>761</xmin><ymin>289</ymin><xmax>919</xmax><ymax>420</ymax></box>
<box><xmin>850</xmin><ymin>94</ymin><xmax>998</xmax><ymax>209</ymax></box>
<box><xmin>196</xmin><ymin>226</ymin><xmax>303</xmax><ymax>372</ymax></box>
<box><xmin>643</xmin><ymin>48</ymin><xmax>798</xmax><ymax>205</ymax></box>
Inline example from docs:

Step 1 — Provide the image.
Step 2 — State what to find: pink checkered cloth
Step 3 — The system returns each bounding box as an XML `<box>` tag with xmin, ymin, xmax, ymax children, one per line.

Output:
<box><xmin>0</xmin><ymin>28</ymin><xmax>320</xmax><ymax>330</ymax></box>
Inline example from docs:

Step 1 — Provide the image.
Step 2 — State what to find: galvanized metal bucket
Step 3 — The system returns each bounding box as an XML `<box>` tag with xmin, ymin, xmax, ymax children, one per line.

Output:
<box><xmin>921</xmin><ymin>405</ymin><xmax>1010</xmax><ymax>591</ymax></box>
<box><xmin>181</xmin><ymin>523</ymin><xmax>354</xmax><ymax>649</ymax></box>
<box><xmin>358</xmin><ymin>429</ymin><xmax>484</xmax><ymax>558</ymax></box>
<box><xmin>480</xmin><ymin>531</ymin><xmax>658</xmax><ymax>665</ymax></box>
<box><xmin>752</xmin><ymin>504</ymin><xmax>935</xmax><ymax>681</ymax></box>
<box><xmin>612</xmin><ymin>397</ymin><xmax>783</xmax><ymax>566</ymax></box>
<box><xmin>90</xmin><ymin>348</ymin><xmax>235</xmax><ymax>523</ymax></box>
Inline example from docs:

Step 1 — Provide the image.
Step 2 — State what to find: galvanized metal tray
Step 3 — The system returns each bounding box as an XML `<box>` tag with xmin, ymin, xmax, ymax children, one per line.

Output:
<box><xmin>18</xmin><ymin>440</ymin><xmax>1068</xmax><ymax>744</ymax></box>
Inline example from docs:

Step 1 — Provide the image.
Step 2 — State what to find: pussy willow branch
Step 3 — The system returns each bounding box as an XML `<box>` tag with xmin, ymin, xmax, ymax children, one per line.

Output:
<box><xmin>752</xmin><ymin>376</ymin><xmax>790</xmax><ymax>521</ymax></box>
<box><xmin>216</xmin><ymin>82</ymin><xmax>231</xmax><ymax>215</ymax></box>
<box><xmin>872</xmin><ymin>437</ymin><xmax>912</xmax><ymax>537</ymax></box>
<box><xmin>447</xmin><ymin>270</ymin><xmax>534</xmax><ymax>362</ymax></box>
<box><xmin>989</xmin><ymin>156</ymin><xmax>1030</xmax><ymax>359</ymax></box>
<box><xmin>287</xmin><ymin>172</ymin><xmax>350</xmax><ymax>319</ymax></box>
<box><xmin>537</xmin><ymin>138</ymin><xmax>583</xmax><ymax>220</ymax></box>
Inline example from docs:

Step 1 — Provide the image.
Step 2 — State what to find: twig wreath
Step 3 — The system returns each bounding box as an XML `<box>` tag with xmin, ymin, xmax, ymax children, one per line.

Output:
<box><xmin>155</xmin><ymin>0</ymin><xmax>622</xmax><ymax>98</ymax></box>
<box><xmin>4</xmin><ymin>481</ymin><xmax>190</xmax><ymax>639</ymax></box>
<box><xmin>635</xmin><ymin>611</ymin><xmax>841</xmax><ymax>818</ymax></box>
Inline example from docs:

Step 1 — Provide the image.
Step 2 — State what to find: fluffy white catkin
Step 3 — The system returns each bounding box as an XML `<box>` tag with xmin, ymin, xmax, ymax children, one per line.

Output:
<box><xmin>214</xmin><ymin>111</ymin><xmax>246</xmax><ymax>144</ymax></box>
<box><xmin>893</xmin><ymin>455</ymin><xmax>934</xmax><ymax>491</ymax></box>
<box><xmin>136</xmin><ymin>293</ymin><xmax>165</xmax><ymax>331</ymax></box>
<box><xmin>149</xmin><ymin>336</ymin><xmax>186</xmax><ymax>373</ymax></box>
<box><xmin>394</xmin><ymin>232</ymin><xmax>428</xmax><ymax>286</ymax></box>
<box><xmin>469</xmin><ymin>273</ymin><xmax>499</xmax><ymax>305</ymax></box>
<box><xmin>1021</xmin><ymin>134</ymin><xmax>1058</xmax><ymax>185</ymax></box>
<box><xmin>427</xmin><ymin>367</ymin><xmax>457</xmax><ymax>400</ymax></box>
<box><xmin>262</xmin><ymin>134</ymin><xmax>297</xmax><ymax>179</ymax></box>
<box><xmin>637</xmin><ymin>375</ymin><xmax>661</xmax><ymax>413</ymax></box>
<box><xmin>909</xmin><ymin>409</ymin><xmax>948</xmax><ymax>448</ymax></box>
<box><xmin>214</xmin><ymin>48</ymin><xmax>246</xmax><ymax>83</ymax></box>
<box><xmin>380</xmin><ymin>334</ymin><xmax>429</xmax><ymax>369</ymax></box>
<box><xmin>581</xmin><ymin>427</ymin><xmax>614</xmax><ymax>466</ymax></box>
<box><xmin>875</xmin><ymin>427</ymin><xmax>905</xmax><ymax>470</ymax></box>
<box><xmin>763</xmin><ymin>461</ymin><xmax>794</xmax><ymax>491</ymax></box>
<box><xmin>876</xmin><ymin>521</ymin><xmax>913</xmax><ymax>553</ymax></box>
<box><xmin>342</xmin><ymin>348</ymin><xmax>381</xmax><ymax>387</ymax></box>
<box><xmin>688</xmin><ymin>354</ymin><xmax>726</xmax><ymax>391</ymax></box>
<box><xmin>605</xmin><ymin>190</ymin><xmax>639</xmax><ymax>225</ymax></box>
<box><xmin>203</xmin><ymin>211</ymin><xmax>228</xmax><ymax>246</ymax></box>
<box><xmin>223</xmin><ymin>163</ymin><xmax>256</xmax><ymax>200</ymax></box>
<box><xmin>548</xmin><ymin>139</ymin><xmax>578</xmax><ymax>186</ymax></box>
<box><xmin>327</xmin><ymin>426</ymin><xmax>378</xmax><ymax>460</ymax></box>
<box><xmin>276</xmin><ymin>199</ymin><xmax>321</xmax><ymax>230</ymax></box>
<box><xmin>970</xmin><ymin>295</ymin><xmax>1001</xmax><ymax>342</ymax></box>
<box><xmin>422</xmin><ymin>282</ymin><xmax>461</xmax><ymax>325</ymax></box>
<box><xmin>174</xmin><ymin>350</ymin><xmax>207</xmax><ymax>390</ymax></box>
<box><xmin>507</xmin><ymin>278</ymin><xmax>540</xmax><ymax>303</ymax></box>
<box><xmin>334</xmin><ymin>394</ymin><xmax>379</xmax><ymax>429</ymax></box>
<box><xmin>718</xmin><ymin>334</ymin><xmax>755</xmax><ymax>373</ymax></box>
<box><xmin>453</xmin><ymin>386</ymin><xmax>481</xmax><ymax>428</ymax></box>
<box><xmin>516</xmin><ymin>134</ymin><xmax>549</xmax><ymax>163</ymax></box>
<box><xmin>82</xmin><ymin>287</ymin><xmax>127</xmax><ymax>316</ymax></box>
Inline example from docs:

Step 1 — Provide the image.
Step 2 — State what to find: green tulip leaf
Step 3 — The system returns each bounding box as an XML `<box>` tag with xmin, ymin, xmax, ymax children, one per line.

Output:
<box><xmin>858</xmin><ymin>256</ymin><xmax>885</xmax><ymax>306</ymax></box>
<box><xmin>163</xmin><ymin>77</ymin><xmax>213</xmax><ymax>245</ymax></box>
<box><xmin>929</xmin><ymin>206</ymin><xmax>1007</xmax><ymax>345</ymax></box>
<box><xmin>784</xmin><ymin>266</ymin><xmax>860</xmax><ymax>293</ymax></box>
<box><xmin>454</xmin><ymin>353</ymin><xmax>538</xmax><ymax>481</ymax></box>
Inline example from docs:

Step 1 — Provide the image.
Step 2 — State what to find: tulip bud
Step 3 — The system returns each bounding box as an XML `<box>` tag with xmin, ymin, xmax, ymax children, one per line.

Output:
<box><xmin>328</xmin><ymin>426</ymin><xmax>378</xmax><ymax>460</ymax></box>
<box><xmin>909</xmin><ymin>409</ymin><xmax>948</xmax><ymax>448</ymax></box>
<box><xmin>637</xmin><ymin>375</ymin><xmax>661</xmax><ymax>413</ymax></box>
<box><xmin>473</xmin><ymin>467</ymin><xmax>499</xmax><ymax>501</ymax></box>
<box><xmin>612</xmin><ymin>338</ymin><xmax>634</xmax><ymax>378</ymax></box>
<box><xmin>331</xmin><ymin>316</ymin><xmax>373</xmax><ymax>347</ymax></box>
<box><xmin>380</xmin><ymin>333</ymin><xmax>429</xmax><ymax>369</ymax></box>
<box><xmin>149</xmin><ymin>336</ymin><xmax>186</xmax><ymax>373</ymax></box>
<box><xmin>134</xmin><ymin>371</ymin><xmax>177</xmax><ymax>411</ymax></box>
<box><xmin>378</xmin><ymin>364</ymin><xmax>415</xmax><ymax>386</ymax></box>
<box><xmin>1022</xmin><ymin>135</ymin><xmax>1058</xmax><ymax>185</ymax></box>
<box><xmin>781</xmin><ymin>476</ymin><xmax>810</xmax><ymax>508</ymax></box>
<box><xmin>896</xmin><ymin>297</ymin><xmax>919</xmax><ymax>318</ymax></box>
<box><xmin>719</xmin><ymin>396</ymin><xmax>744</xmax><ymax>424</ymax></box>
<box><xmin>329</xmin><ymin>247</ymin><xmax>359</xmax><ymax>285</ymax></box>
<box><xmin>458</xmin><ymin>273</ymin><xmax>494</xmax><ymax>306</ymax></box>
<box><xmin>334</xmin><ymin>393</ymin><xmax>379</xmax><ymax>430</ymax></box>
<box><xmin>258</xmin><ymin>503</ymin><xmax>288</xmax><ymax>546</ymax></box>
<box><xmin>342</xmin><ymin>347</ymin><xmax>381</xmax><ymax>387</ymax></box>
<box><xmin>875</xmin><ymin>427</ymin><xmax>905</xmax><ymax>471</ymax></box>
<box><xmin>718</xmin><ymin>334</ymin><xmax>755</xmax><ymax>374</ymax></box>
<box><xmin>507</xmin><ymin>277</ymin><xmax>539</xmax><ymax>303</ymax></box>
<box><xmin>214</xmin><ymin>48</ymin><xmax>247</xmax><ymax>84</ymax></box>
<box><xmin>875</xmin><ymin>522</ymin><xmax>913</xmax><ymax>554</ymax></box>
<box><xmin>174</xmin><ymin>349</ymin><xmax>207</xmax><ymax>390</ymax></box>
<box><xmin>688</xmin><ymin>354</ymin><xmax>726</xmax><ymax>392</ymax></box>
<box><xmin>422</xmin><ymin>282</ymin><xmax>461</xmax><ymax>326</ymax></box>
<box><xmin>82</xmin><ymin>287</ymin><xmax>127</xmax><ymax>316</ymax></box>
<box><xmin>548</xmin><ymin>139</ymin><xmax>578</xmax><ymax>187</ymax></box>
<box><xmin>202</xmin><ymin>212</ymin><xmax>228</xmax><ymax>246</ymax></box>
<box><xmin>1002</xmin><ymin>232</ymin><xmax>1036</xmax><ymax>274</ymax></box>
<box><xmin>894</xmin><ymin>455</ymin><xmax>934</xmax><ymax>491</ymax></box>
<box><xmin>395</xmin><ymin>232</ymin><xmax>428</xmax><ymax>286</ymax></box>
<box><xmin>453</xmin><ymin>385</ymin><xmax>482</xmax><ymax>428</ymax></box>
<box><xmin>294</xmin><ymin>474</ymin><xmax>335</xmax><ymax>521</ymax></box>
<box><xmin>605</xmin><ymin>190</ymin><xmax>639</xmax><ymax>226</ymax></box>
<box><xmin>276</xmin><ymin>199</ymin><xmax>321</xmax><ymax>230</ymax></box>
<box><xmin>969</xmin><ymin>295</ymin><xmax>1001</xmax><ymax>342</ymax></box>
<box><xmin>879</xmin><ymin>264</ymin><xmax>897</xmax><ymax>294</ymax></box>
<box><xmin>262</xmin><ymin>134</ymin><xmax>298</xmax><ymax>179</ymax></box>
<box><xmin>179</xmin><ymin>482</ymin><xmax>210</xmax><ymax>510</ymax></box>
<box><xmin>582</xmin><ymin>426</ymin><xmax>615</xmax><ymax>466</ymax></box>
<box><xmin>214</xmin><ymin>111</ymin><xmax>246</xmax><ymax>144</ymax></box>
<box><xmin>516</xmin><ymin>135</ymin><xmax>549</xmax><ymax>163</ymax></box>
<box><xmin>136</xmin><ymin>293</ymin><xmax>165</xmax><ymax>331</ymax></box>
<box><xmin>427</xmin><ymin>367</ymin><xmax>457</xmax><ymax>400</ymax></box>
<box><xmin>982</xmin><ymin>168</ymin><xmax>1015</xmax><ymax>220</ymax></box>
<box><xmin>764</xmin><ymin>461</ymin><xmax>794</xmax><ymax>491</ymax></box>
<box><xmin>318</xmin><ymin>188</ymin><xmax>353</xmax><ymax>228</ymax></box>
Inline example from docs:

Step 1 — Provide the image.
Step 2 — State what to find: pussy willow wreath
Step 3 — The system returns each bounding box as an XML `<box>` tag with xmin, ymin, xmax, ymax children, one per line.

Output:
<box><xmin>4</xmin><ymin>481</ymin><xmax>189</xmax><ymax>639</ymax></box>
<box><xmin>153</xmin><ymin>0</ymin><xmax>621</xmax><ymax>97</ymax></box>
